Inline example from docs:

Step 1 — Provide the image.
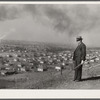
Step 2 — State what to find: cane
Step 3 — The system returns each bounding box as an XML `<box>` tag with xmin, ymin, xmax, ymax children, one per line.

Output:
<box><xmin>61</xmin><ymin>62</ymin><xmax>100</xmax><ymax>77</ymax></box>
<box><xmin>61</xmin><ymin>66</ymin><xmax>63</xmax><ymax>75</ymax></box>
<box><xmin>84</xmin><ymin>63</ymin><xmax>100</xmax><ymax>71</ymax></box>
<box><xmin>60</xmin><ymin>63</ymin><xmax>82</xmax><ymax>75</ymax></box>
<box><xmin>60</xmin><ymin>56</ymin><xmax>100</xmax><ymax>75</ymax></box>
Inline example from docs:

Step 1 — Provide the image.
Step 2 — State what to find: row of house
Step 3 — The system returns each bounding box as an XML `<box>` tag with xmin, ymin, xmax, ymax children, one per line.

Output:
<box><xmin>0</xmin><ymin>42</ymin><xmax>99</xmax><ymax>75</ymax></box>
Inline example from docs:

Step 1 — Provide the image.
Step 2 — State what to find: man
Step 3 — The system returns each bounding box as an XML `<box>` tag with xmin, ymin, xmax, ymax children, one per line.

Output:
<box><xmin>73</xmin><ymin>36</ymin><xmax>86</xmax><ymax>82</ymax></box>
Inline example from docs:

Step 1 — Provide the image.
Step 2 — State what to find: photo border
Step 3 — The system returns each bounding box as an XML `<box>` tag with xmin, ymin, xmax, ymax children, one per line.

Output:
<box><xmin>0</xmin><ymin>0</ymin><xmax>99</xmax><ymax>99</ymax></box>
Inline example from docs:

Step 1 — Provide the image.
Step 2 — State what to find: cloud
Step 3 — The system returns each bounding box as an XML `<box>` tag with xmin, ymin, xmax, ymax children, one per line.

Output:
<box><xmin>23</xmin><ymin>4</ymin><xmax>100</xmax><ymax>37</ymax></box>
<box><xmin>0</xmin><ymin>4</ymin><xmax>100</xmax><ymax>36</ymax></box>
<box><xmin>0</xmin><ymin>4</ymin><xmax>24</xmax><ymax>21</ymax></box>
<box><xmin>0</xmin><ymin>4</ymin><xmax>100</xmax><ymax>47</ymax></box>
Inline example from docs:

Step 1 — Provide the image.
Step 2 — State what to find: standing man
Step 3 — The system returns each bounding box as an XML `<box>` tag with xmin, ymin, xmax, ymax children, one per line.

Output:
<box><xmin>73</xmin><ymin>36</ymin><xmax>86</xmax><ymax>82</ymax></box>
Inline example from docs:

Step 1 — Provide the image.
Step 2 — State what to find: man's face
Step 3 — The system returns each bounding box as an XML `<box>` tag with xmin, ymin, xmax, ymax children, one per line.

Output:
<box><xmin>76</xmin><ymin>38</ymin><xmax>78</xmax><ymax>42</ymax></box>
<box><xmin>76</xmin><ymin>39</ymin><xmax>80</xmax><ymax>43</ymax></box>
<box><xmin>77</xmin><ymin>41</ymin><xmax>80</xmax><ymax>44</ymax></box>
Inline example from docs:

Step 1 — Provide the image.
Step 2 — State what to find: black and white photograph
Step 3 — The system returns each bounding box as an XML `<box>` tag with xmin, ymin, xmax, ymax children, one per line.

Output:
<box><xmin>0</xmin><ymin>2</ymin><xmax>100</xmax><ymax>90</ymax></box>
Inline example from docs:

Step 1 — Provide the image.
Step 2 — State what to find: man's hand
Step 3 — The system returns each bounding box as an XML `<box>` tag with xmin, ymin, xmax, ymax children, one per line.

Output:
<box><xmin>81</xmin><ymin>60</ymin><xmax>84</xmax><ymax>65</ymax></box>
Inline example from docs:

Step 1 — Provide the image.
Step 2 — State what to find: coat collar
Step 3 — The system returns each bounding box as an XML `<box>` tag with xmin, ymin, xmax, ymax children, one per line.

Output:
<box><xmin>78</xmin><ymin>41</ymin><xmax>82</xmax><ymax>46</ymax></box>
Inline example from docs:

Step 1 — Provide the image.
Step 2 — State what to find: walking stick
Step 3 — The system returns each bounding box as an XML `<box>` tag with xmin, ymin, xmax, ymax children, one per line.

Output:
<box><xmin>61</xmin><ymin>62</ymin><xmax>100</xmax><ymax>77</ymax></box>
<box><xmin>60</xmin><ymin>57</ymin><xmax>100</xmax><ymax>76</ymax></box>
<box><xmin>61</xmin><ymin>66</ymin><xmax>62</xmax><ymax>75</ymax></box>
<box><xmin>84</xmin><ymin>63</ymin><xmax>100</xmax><ymax>71</ymax></box>
<box><xmin>60</xmin><ymin>63</ymin><xmax>82</xmax><ymax>75</ymax></box>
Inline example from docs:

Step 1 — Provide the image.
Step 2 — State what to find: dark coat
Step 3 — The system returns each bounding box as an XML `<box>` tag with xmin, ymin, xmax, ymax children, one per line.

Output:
<box><xmin>73</xmin><ymin>42</ymin><xmax>86</xmax><ymax>62</ymax></box>
<box><xmin>73</xmin><ymin>42</ymin><xmax>86</xmax><ymax>81</ymax></box>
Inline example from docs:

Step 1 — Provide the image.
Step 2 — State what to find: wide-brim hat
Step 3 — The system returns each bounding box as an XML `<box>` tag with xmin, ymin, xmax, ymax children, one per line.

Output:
<box><xmin>76</xmin><ymin>36</ymin><xmax>83</xmax><ymax>41</ymax></box>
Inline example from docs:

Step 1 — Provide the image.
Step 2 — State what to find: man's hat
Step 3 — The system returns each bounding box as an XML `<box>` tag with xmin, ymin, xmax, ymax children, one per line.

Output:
<box><xmin>76</xmin><ymin>36</ymin><xmax>83</xmax><ymax>41</ymax></box>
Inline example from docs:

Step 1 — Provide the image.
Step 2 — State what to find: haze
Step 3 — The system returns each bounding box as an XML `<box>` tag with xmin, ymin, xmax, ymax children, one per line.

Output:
<box><xmin>0</xmin><ymin>4</ymin><xmax>100</xmax><ymax>47</ymax></box>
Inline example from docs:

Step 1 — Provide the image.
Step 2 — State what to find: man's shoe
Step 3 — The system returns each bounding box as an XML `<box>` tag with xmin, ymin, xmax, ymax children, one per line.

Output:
<box><xmin>73</xmin><ymin>79</ymin><xmax>76</xmax><ymax>81</ymax></box>
<box><xmin>75</xmin><ymin>80</ymin><xmax>80</xmax><ymax>82</ymax></box>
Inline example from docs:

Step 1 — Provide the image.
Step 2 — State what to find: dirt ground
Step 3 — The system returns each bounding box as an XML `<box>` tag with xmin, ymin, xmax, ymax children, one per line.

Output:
<box><xmin>48</xmin><ymin>66</ymin><xmax>100</xmax><ymax>89</ymax></box>
<box><xmin>1</xmin><ymin>63</ymin><xmax>100</xmax><ymax>89</ymax></box>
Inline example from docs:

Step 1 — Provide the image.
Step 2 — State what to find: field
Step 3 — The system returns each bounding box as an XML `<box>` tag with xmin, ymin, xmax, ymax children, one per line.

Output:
<box><xmin>0</xmin><ymin>40</ymin><xmax>100</xmax><ymax>89</ymax></box>
<box><xmin>0</xmin><ymin>67</ymin><xmax>71</xmax><ymax>89</ymax></box>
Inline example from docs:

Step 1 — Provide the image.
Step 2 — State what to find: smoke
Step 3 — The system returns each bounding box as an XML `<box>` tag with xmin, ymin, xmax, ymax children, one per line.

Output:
<box><xmin>0</xmin><ymin>28</ymin><xmax>15</xmax><ymax>40</ymax></box>
<box><xmin>23</xmin><ymin>4</ymin><xmax>100</xmax><ymax>37</ymax></box>
<box><xmin>0</xmin><ymin>4</ymin><xmax>100</xmax><ymax>46</ymax></box>
<box><xmin>0</xmin><ymin>4</ymin><xmax>100</xmax><ymax>37</ymax></box>
<box><xmin>0</xmin><ymin>4</ymin><xmax>24</xmax><ymax>21</ymax></box>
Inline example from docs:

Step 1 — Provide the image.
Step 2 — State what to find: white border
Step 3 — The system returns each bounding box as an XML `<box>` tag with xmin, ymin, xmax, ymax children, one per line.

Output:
<box><xmin>0</xmin><ymin>1</ymin><xmax>100</xmax><ymax>98</ymax></box>
<box><xmin>0</xmin><ymin>1</ymin><xmax>100</xmax><ymax>4</ymax></box>
<box><xmin>0</xmin><ymin>90</ymin><xmax>100</xmax><ymax>98</ymax></box>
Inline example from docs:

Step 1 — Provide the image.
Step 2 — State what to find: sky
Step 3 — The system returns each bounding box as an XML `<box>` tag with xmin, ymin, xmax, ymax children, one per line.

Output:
<box><xmin>0</xmin><ymin>4</ymin><xmax>100</xmax><ymax>47</ymax></box>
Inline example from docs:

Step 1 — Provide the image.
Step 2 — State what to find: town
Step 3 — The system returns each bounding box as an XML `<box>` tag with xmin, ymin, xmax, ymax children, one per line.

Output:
<box><xmin>0</xmin><ymin>40</ymin><xmax>99</xmax><ymax>76</ymax></box>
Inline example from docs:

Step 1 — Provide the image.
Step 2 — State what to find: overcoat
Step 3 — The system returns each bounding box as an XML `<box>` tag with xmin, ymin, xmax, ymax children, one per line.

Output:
<box><xmin>73</xmin><ymin>42</ymin><xmax>86</xmax><ymax>81</ymax></box>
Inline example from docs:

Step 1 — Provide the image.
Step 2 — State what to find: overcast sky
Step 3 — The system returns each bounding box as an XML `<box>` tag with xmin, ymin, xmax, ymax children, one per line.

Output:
<box><xmin>0</xmin><ymin>4</ymin><xmax>100</xmax><ymax>47</ymax></box>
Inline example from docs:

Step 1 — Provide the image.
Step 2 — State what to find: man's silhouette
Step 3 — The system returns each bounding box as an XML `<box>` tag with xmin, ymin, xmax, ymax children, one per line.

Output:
<box><xmin>73</xmin><ymin>36</ymin><xmax>86</xmax><ymax>82</ymax></box>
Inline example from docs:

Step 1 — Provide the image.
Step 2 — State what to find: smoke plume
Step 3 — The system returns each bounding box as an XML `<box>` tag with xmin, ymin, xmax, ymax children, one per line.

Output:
<box><xmin>0</xmin><ymin>4</ymin><xmax>100</xmax><ymax>36</ymax></box>
<box><xmin>0</xmin><ymin>4</ymin><xmax>100</xmax><ymax>47</ymax></box>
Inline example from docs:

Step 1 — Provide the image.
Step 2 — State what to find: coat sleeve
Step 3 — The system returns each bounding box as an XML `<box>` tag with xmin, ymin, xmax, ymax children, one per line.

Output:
<box><xmin>73</xmin><ymin>51</ymin><xmax>75</xmax><ymax>61</ymax></box>
<box><xmin>81</xmin><ymin>44</ymin><xmax>86</xmax><ymax>61</ymax></box>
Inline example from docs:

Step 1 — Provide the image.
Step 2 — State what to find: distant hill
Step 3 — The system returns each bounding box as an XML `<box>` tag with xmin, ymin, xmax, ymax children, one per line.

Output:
<box><xmin>0</xmin><ymin>39</ymin><xmax>72</xmax><ymax>52</ymax></box>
